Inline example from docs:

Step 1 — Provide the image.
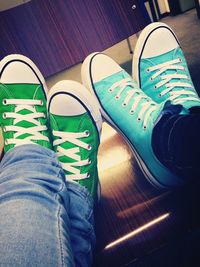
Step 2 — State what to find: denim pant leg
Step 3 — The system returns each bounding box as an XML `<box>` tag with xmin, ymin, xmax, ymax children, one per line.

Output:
<box><xmin>0</xmin><ymin>144</ymin><xmax>95</xmax><ymax>267</ymax></box>
<box><xmin>67</xmin><ymin>182</ymin><xmax>96</xmax><ymax>267</ymax></box>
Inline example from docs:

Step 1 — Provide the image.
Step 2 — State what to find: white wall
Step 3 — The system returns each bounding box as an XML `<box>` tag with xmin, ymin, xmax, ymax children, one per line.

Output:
<box><xmin>157</xmin><ymin>0</ymin><xmax>170</xmax><ymax>14</ymax></box>
<box><xmin>0</xmin><ymin>0</ymin><xmax>31</xmax><ymax>11</ymax></box>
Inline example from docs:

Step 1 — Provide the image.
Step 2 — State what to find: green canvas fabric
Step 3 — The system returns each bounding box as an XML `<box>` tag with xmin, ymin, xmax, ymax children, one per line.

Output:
<box><xmin>49</xmin><ymin>111</ymin><xmax>100</xmax><ymax>199</ymax></box>
<box><xmin>0</xmin><ymin>83</ymin><xmax>51</xmax><ymax>152</ymax></box>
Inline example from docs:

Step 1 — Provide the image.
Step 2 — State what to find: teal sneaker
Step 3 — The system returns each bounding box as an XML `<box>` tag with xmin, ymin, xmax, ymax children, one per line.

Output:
<box><xmin>47</xmin><ymin>80</ymin><xmax>102</xmax><ymax>199</ymax></box>
<box><xmin>0</xmin><ymin>54</ymin><xmax>52</xmax><ymax>153</ymax></box>
<box><xmin>133</xmin><ymin>22</ymin><xmax>200</xmax><ymax>110</ymax></box>
<box><xmin>82</xmin><ymin>52</ymin><xmax>184</xmax><ymax>188</ymax></box>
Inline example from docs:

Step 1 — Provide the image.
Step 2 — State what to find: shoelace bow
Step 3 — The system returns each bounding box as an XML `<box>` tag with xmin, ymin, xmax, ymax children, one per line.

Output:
<box><xmin>53</xmin><ymin>130</ymin><xmax>91</xmax><ymax>181</ymax></box>
<box><xmin>147</xmin><ymin>58</ymin><xmax>200</xmax><ymax>104</ymax></box>
<box><xmin>109</xmin><ymin>78</ymin><xmax>157</xmax><ymax>129</ymax></box>
<box><xmin>2</xmin><ymin>99</ymin><xmax>49</xmax><ymax>146</ymax></box>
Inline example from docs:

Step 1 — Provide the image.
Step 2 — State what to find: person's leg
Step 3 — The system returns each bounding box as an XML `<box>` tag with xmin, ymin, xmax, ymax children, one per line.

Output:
<box><xmin>67</xmin><ymin>180</ymin><xmax>96</xmax><ymax>267</ymax></box>
<box><xmin>0</xmin><ymin>55</ymin><xmax>98</xmax><ymax>267</ymax></box>
<box><xmin>0</xmin><ymin>144</ymin><xmax>75</xmax><ymax>267</ymax></box>
<box><xmin>47</xmin><ymin>80</ymin><xmax>102</xmax><ymax>266</ymax></box>
<box><xmin>152</xmin><ymin>106</ymin><xmax>200</xmax><ymax>180</ymax></box>
<box><xmin>0</xmin><ymin>143</ymin><xmax>96</xmax><ymax>267</ymax></box>
<box><xmin>81</xmin><ymin>53</ymin><xmax>183</xmax><ymax>188</ymax></box>
<box><xmin>133</xmin><ymin>22</ymin><xmax>200</xmax><ymax>109</ymax></box>
<box><xmin>133</xmin><ymin>22</ymin><xmax>200</xmax><ymax>182</ymax></box>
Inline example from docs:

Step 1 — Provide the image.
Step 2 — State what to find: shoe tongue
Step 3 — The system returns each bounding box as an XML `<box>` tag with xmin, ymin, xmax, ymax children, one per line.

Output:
<box><xmin>53</xmin><ymin>112</ymin><xmax>88</xmax><ymax>132</ymax></box>
<box><xmin>5</xmin><ymin>84</ymin><xmax>44</xmax><ymax>139</ymax></box>
<box><xmin>14</xmin><ymin>100</ymin><xmax>38</xmax><ymax>140</ymax></box>
<box><xmin>149</xmin><ymin>47</ymin><xmax>183</xmax><ymax>78</ymax></box>
<box><xmin>94</xmin><ymin>70</ymin><xmax>135</xmax><ymax>89</ymax></box>
<box><xmin>108</xmin><ymin>69</ymin><xmax>130</xmax><ymax>82</ymax></box>
<box><xmin>52</xmin><ymin>113</ymin><xmax>92</xmax><ymax>174</ymax></box>
<box><xmin>5</xmin><ymin>84</ymin><xmax>42</xmax><ymax>99</ymax></box>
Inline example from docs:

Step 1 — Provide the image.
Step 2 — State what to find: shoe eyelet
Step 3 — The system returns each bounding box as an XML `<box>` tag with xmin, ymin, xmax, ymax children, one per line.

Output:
<box><xmin>2</xmin><ymin>113</ymin><xmax>7</xmax><ymax>119</ymax></box>
<box><xmin>108</xmin><ymin>88</ymin><xmax>113</xmax><ymax>93</ymax></box>
<box><xmin>85</xmin><ymin>130</ymin><xmax>90</xmax><ymax>137</ymax></box>
<box><xmin>179</xmin><ymin>58</ymin><xmax>182</xmax><ymax>63</ymax></box>
<box><xmin>40</xmin><ymin>100</ymin><xmax>43</xmax><ymax>106</ymax></box>
<box><xmin>143</xmin><ymin>125</ymin><xmax>147</xmax><ymax>130</ymax></box>
<box><xmin>88</xmin><ymin>158</ymin><xmax>92</xmax><ymax>164</ymax></box>
<box><xmin>3</xmin><ymin>126</ymin><xmax>7</xmax><ymax>132</ymax></box>
<box><xmin>158</xmin><ymin>93</ymin><xmax>162</xmax><ymax>98</ymax></box>
<box><xmin>5</xmin><ymin>139</ymin><xmax>8</xmax><ymax>145</ymax></box>
<box><xmin>2</xmin><ymin>99</ymin><xmax>7</xmax><ymax>105</ymax></box>
<box><xmin>86</xmin><ymin>173</ymin><xmax>90</xmax><ymax>178</ymax></box>
<box><xmin>122</xmin><ymin>103</ymin><xmax>127</xmax><ymax>107</ymax></box>
<box><xmin>137</xmin><ymin>117</ymin><xmax>141</xmax><ymax>122</ymax></box>
<box><xmin>115</xmin><ymin>95</ymin><xmax>120</xmax><ymax>100</ymax></box>
<box><xmin>87</xmin><ymin>144</ymin><xmax>92</xmax><ymax>151</ymax></box>
<box><xmin>130</xmin><ymin>110</ymin><xmax>134</xmax><ymax>115</ymax></box>
<box><xmin>150</xmin><ymin>77</ymin><xmax>154</xmax><ymax>81</ymax></box>
<box><xmin>154</xmin><ymin>85</ymin><xmax>157</xmax><ymax>89</ymax></box>
<box><xmin>146</xmin><ymin>68</ymin><xmax>150</xmax><ymax>73</ymax></box>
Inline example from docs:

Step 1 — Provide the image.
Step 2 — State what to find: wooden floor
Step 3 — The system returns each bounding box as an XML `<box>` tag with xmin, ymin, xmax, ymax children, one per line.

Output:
<box><xmin>94</xmin><ymin>123</ymin><xmax>200</xmax><ymax>267</ymax></box>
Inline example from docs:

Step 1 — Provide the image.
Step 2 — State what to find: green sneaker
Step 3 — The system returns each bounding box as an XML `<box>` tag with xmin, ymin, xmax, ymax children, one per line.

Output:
<box><xmin>82</xmin><ymin>52</ymin><xmax>184</xmax><ymax>188</ymax></box>
<box><xmin>0</xmin><ymin>54</ymin><xmax>51</xmax><ymax>153</ymax></box>
<box><xmin>133</xmin><ymin>22</ymin><xmax>200</xmax><ymax>109</ymax></box>
<box><xmin>47</xmin><ymin>80</ymin><xmax>102</xmax><ymax>199</ymax></box>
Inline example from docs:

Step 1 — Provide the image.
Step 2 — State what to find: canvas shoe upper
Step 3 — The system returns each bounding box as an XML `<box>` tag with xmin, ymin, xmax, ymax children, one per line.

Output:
<box><xmin>82</xmin><ymin>52</ymin><xmax>184</xmax><ymax>188</ymax></box>
<box><xmin>0</xmin><ymin>54</ymin><xmax>51</xmax><ymax>153</ymax></box>
<box><xmin>47</xmin><ymin>80</ymin><xmax>102</xmax><ymax>199</ymax></box>
<box><xmin>133</xmin><ymin>22</ymin><xmax>200</xmax><ymax>110</ymax></box>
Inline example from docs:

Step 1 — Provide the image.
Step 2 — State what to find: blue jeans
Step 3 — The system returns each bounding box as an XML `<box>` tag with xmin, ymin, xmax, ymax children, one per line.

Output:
<box><xmin>0</xmin><ymin>144</ymin><xmax>95</xmax><ymax>267</ymax></box>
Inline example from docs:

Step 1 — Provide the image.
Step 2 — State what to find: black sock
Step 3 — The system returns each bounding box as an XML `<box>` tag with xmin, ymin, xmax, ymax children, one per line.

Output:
<box><xmin>152</xmin><ymin>107</ymin><xmax>200</xmax><ymax>180</ymax></box>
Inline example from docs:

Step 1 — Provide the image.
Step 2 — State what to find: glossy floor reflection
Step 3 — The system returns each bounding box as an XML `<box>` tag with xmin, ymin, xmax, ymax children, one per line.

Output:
<box><xmin>94</xmin><ymin>123</ymin><xmax>200</xmax><ymax>267</ymax></box>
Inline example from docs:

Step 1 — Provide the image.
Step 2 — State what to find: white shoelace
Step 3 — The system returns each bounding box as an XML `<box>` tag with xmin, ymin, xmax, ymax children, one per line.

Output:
<box><xmin>109</xmin><ymin>78</ymin><xmax>157</xmax><ymax>128</ymax></box>
<box><xmin>53</xmin><ymin>130</ymin><xmax>91</xmax><ymax>181</ymax></box>
<box><xmin>2</xmin><ymin>99</ymin><xmax>49</xmax><ymax>146</ymax></box>
<box><xmin>148</xmin><ymin>58</ymin><xmax>200</xmax><ymax>104</ymax></box>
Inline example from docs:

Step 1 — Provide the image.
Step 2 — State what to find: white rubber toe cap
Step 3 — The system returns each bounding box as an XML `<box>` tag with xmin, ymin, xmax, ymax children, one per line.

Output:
<box><xmin>82</xmin><ymin>53</ymin><xmax>122</xmax><ymax>84</ymax></box>
<box><xmin>0</xmin><ymin>54</ymin><xmax>42</xmax><ymax>84</ymax></box>
<box><xmin>139</xmin><ymin>22</ymin><xmax>179</xmax><ymax>59</ymax></box>
<box><xmin>48</xmin><ymin>80</ymin><xmax>102</xmax><ymax>132</ymax></box>
<box><xmin>49</xmin><ymin>92</ymin><xmax>87</xmax><ymax>116</ymax></box>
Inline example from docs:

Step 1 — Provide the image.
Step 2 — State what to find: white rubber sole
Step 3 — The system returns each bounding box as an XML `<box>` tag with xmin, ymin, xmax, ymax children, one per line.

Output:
<box><xmin>132</xmin><ymin>22</ymin><xmax>179</xmax><ymax>87</ymax></box>
<box><xmin>0</xmin><ymin>54</ymin><xmax>48</xmax><ymax>97</ymax></box>
<box><xmin>82</xmin><ymin>53</ymin><xmax>167</xmax><ymax>189</ymax></box>
<box><xmin>47</xmin><ymin>80</ymin><xmax>102</xmax><ymax>200</ymax></box>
